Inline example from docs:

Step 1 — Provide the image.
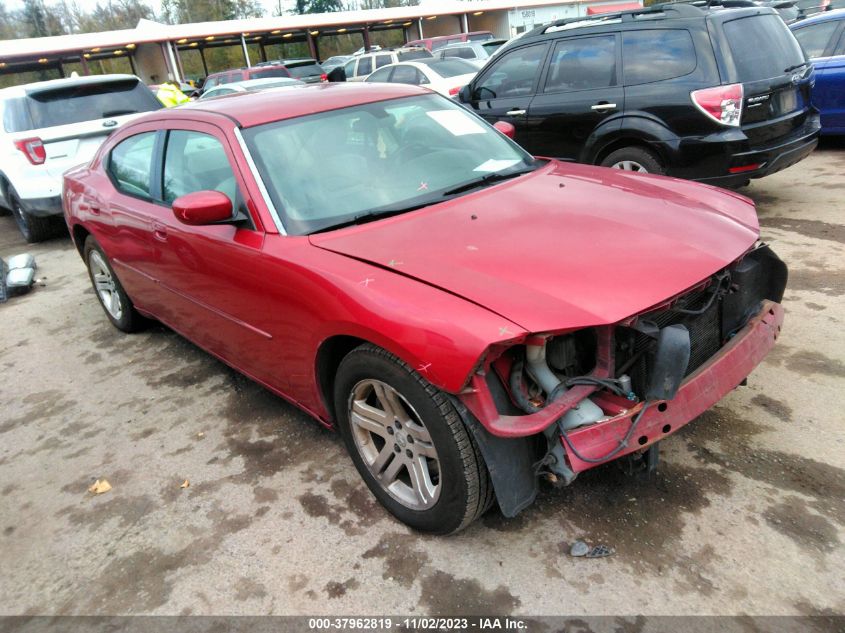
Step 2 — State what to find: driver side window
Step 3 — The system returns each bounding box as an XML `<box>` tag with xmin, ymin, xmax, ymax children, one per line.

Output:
<box><xmin>475</xmin><ymin>43</ymin><xmax>547</xmax><ymax>99</ymax></box>
<box><xmin>162</xmin><ymin>130</ymin><xmax>241</xmax><ymax>210</ymax></box>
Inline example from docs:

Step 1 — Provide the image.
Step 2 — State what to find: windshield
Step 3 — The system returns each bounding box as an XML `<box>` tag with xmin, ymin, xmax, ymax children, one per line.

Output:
<box><xmin>250</xmin><ymin>67</ymin><xmax>291</xmax><ymax>80</ymax></box>
<box><xmin>243</xmin><ymin>93</ymin><xmax>535</xmax><ymax>235</ymax></box>
<box><xmin>286</xmin><ymin>62</ymin><xmax>323</xmax><ymax>78</ymax></box>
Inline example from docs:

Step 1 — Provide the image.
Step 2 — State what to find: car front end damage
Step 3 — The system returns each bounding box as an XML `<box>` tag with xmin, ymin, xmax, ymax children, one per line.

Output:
<box><xmin>454</xmin><ymin>243</ymin><xmax>788</xmax><ymax>517</ymax></box>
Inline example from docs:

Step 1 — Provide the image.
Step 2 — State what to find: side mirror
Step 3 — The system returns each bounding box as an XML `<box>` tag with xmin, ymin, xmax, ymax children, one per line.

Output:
<box><xmin>172</xmin><ymin>190</ymin><xmax>233</xmax><ymax>225</ymax></box>
<box><xmin>493</xmin><ymin>120</ymin><xmax>516</xmax><ymax>139</ymax></box>
<box><xmin>458</xmin><ymin>84</ymin><xmax>472</xmax><ymax>103</ymax></box>
<box><xmin>327</xmin><ymin>66</ymin><xmax>346</xmax><ymax>82</ymax></box>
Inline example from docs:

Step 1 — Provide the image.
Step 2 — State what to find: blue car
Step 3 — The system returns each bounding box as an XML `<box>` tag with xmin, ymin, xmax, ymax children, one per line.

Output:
<box><xmin>791</xmin><ymin>9</ymin><xmax>845</xmax><ymax>134</ymax></box>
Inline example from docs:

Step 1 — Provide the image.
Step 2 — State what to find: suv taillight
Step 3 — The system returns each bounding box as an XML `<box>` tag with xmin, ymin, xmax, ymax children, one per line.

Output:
<box><xmin>691</xmin><ymin>84</ymin><xmax>743</xmax><ymax>127</ymax></box>
<box><xmin>320</xmin><ymin>73</ymin><xmax>328</xmax><ymax>82</ymax></box>
<box><xmin>14</xmin><ymin>137</ymin><xmax>47</xmax><ymax>165</ymax></box>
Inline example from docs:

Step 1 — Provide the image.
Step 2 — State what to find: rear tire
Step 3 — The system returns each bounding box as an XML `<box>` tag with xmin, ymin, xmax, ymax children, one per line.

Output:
<box><xmin>601</xmin><ymin>146</ymin><xmax>664</xmax><ymax>175</ymax></box>
<box><xmin>334</xmin><ymin>344</ymin><xmax>493</xmax><ymax>534</ymax></box>
<box><xmin>10</xmin><ymin>192</ymin><xmax>54</xmax><ymax>243</ymax></box>
<box><xmin>83</xmin><ymin>236</ymin><xmax>144</xmax><ymax>333</ymax></box>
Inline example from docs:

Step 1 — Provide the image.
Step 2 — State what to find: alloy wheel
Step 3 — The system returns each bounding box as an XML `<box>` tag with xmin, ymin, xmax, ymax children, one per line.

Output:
<box><xmin>348</xmin><ymin>379</ymin><xmax>441</xmax><ymax>510</ymax></box>
<box><xmin>88</xmin><ymin>250</ymin><xmax>123</xmax><ymax>321</ymax></box>
<box><xmin>612</xmin><ymin>160</ymin><xmax>649</xmax><ymax>173</ymax></box>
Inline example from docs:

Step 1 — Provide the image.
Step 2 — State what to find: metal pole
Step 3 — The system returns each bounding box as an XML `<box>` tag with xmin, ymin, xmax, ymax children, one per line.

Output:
<box><xmin>199</xmin><ymin>47</ymin><xmax>209</xmax><ymax>76</ymax></box>
<box><xmin>241</xmin><ymin>34</ymin><xmax>251</xmax><ymax>67</ymax></box>
<box><xmin>363</xmin><ymin>25</ymin><xmax>371</xmax><ymax>52</ymax></box>
<box><xmin>129</xmin><ymin>53</ymin><xmax>138</xmax><ymax>76</ymax></box>
<box><xmin>259</xmin><ymin>41</ymin><xmax>267</xmax><ymax>62</ymax></box>
<box><xmin>306</xmin><ymin>31</ymin><xmax>318</xmax><ymax>60</ymax></box>
<box><xmin>80</xmin><ymin>53</ymin><xmax>91</xmax><ymax>75</ymax></box>
<box><xmin>170</xmin><ymin>42</ymin><xmax>184</xmax><ymax>82</ymax></box>
<box><xmin>417</xmin><ymin>18</ymin><xmax>423</xmax><ymax>40</ymax></box>
<box><xmin>462</xmin><ymin>13</ymin><xmax>468</xmax><ymax>33</ymax></box>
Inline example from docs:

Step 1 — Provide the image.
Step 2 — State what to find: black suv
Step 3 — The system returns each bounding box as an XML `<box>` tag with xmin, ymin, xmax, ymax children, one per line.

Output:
<box><xmin>458</xmin><ymin>3</ymin><xmax>820</xmax><ymax>186</ymax></box>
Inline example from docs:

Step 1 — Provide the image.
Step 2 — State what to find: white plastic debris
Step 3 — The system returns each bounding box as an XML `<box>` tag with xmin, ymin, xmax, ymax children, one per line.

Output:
<box><xmin>1</xmin><ymin>253</ymin><xmax>37</xmax><ymax>301</ymax></box>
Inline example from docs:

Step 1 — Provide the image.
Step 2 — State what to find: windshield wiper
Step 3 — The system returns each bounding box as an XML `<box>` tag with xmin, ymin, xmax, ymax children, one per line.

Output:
<box><xmin>442</xmin><ymin>168</ymin><xmax>534</xmax><ymax>197</ymax></box>
<box><xmin>310</xmin><ymin>203</ymin><xmax>430</xmax><ymax>233</ymax></box>
<box><xmin>784</xmin><ymin>61</ymin><xmax>809</xmax><ymax>73</ymax></box>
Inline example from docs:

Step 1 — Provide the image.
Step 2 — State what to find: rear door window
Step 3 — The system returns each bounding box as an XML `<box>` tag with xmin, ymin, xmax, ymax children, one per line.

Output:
<box><xmin>391</xmin><ymin>65</ymin><xmax>424</xmax><ymax>85</ymax></box>
<box><xmin>793</xmin><ymin>21</ymin><xmax>840</xmax><ymax>58</ymax></box>
<box><xmin>108</xmin><ymin>132</ymin><xmax>156</xmax><ymax>199</ymax></box>
<box><xmin>357</xmin><ymin>56</ymin><xmax>373</xmax><ymax>76</ymax></box>
<box><xmin>344</xmin><ymin>59</ymin><xmax>357</xmax><ymax>77</ymax></box>
<box><xmin>544</xmin><ymin>35</ymin><xmax>617</xmax><ymax>92</ymax></box>
<box><xmin>375</xmin><ymin>54</ymin><xmax>393</xmax><ymax>68</ymax></box>
<box><xmin>7</xmin><ymin>80</ymin><xmax>161</xmax><ymax>132</ymax></box>
<box><xmin>722</xmin><ymin>14</ymin><xmax>805</xmax><ymax>81</ymax></box>
<box><xmin>366</xmin><ymin>67</ymin><xmax>393</xmax><ymax>82</ymax></box>
<box><xmin>623</xmin><ymin>30</ymin><xmax>696</xmax><ymax>85</ymax></box>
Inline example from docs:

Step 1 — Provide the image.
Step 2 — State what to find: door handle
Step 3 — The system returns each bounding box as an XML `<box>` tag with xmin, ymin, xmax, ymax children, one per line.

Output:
<box><xmin>505</xmin><ymin>109</ymin><xmax>527</xmax><ymax>116</ymax></box>
<box><xmin>591</xmin><ymin>103</ymin><xmax>617</xmax><ymax>111</ymax></box>
<box><xmin>152</xmin><ymin>221</ymin><xmax>168</xmax><ymax>242</ymax></box>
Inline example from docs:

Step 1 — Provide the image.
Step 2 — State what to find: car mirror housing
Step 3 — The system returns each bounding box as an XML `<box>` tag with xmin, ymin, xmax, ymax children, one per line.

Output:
<box><xmin>172</xmin><ymin>190</ymin><xmax>234</xmax><ymax>225</ymax></box>
<box><xmin>493</xmin><ymin>121</ymin><xmax>516</xmax><ymax>139</ymax></box>
<box><xmin>458</xmin><ymin>84</ymin><xmax>472</xmax><ymax>103</ymax></box>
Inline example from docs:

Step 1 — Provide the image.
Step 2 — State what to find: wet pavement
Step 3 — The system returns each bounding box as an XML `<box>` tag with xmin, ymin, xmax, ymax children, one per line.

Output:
<box><xmin>0</xmin><ymin>144</ymin><xmax>843</xmax><ymax>616</ymax></box>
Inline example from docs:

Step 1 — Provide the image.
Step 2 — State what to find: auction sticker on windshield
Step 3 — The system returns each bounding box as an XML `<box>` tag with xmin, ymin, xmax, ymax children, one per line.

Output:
<box><xmin>426</xmin><ymin>109</ymin><xmax>487</xmax><ymax>136</ymax></box>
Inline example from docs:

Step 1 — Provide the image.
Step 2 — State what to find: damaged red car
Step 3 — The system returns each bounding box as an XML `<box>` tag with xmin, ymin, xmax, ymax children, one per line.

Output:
<box><xmin>63</xmin><ymin>84</ymin><xmax>787</xmax><ymax>534</ymax></box>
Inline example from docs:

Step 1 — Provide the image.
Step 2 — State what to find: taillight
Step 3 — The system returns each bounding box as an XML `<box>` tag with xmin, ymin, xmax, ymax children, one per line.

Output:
<box><xmin>320</xmin><ymin>73</ymin><xmax>328</xmax><ymax>82</ymax></box>
<box><xmin>691</xmin><ymin>83</ymin><xmax>743</xmax><ymax>127</ymax></box>
<box><xmin>14</xmin><ymin>137</ymin><xmax>47</xmax><ymax>165</ymax></box>
<box><xmin>449</xmin><ymin>85</ymin><xmax>462</xmax><ymax>96</ymax></box>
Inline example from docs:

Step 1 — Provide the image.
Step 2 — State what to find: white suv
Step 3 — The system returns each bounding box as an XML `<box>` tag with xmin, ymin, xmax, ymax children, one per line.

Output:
<box><xmin>0</xmin><ymin>74</ymin><xmax>162</xmax><ymax>242</ymax></box>
<box><xmin>342</xmin><ymin>47</ymin><xmax>432</xmax><ymax>82</ymax></box>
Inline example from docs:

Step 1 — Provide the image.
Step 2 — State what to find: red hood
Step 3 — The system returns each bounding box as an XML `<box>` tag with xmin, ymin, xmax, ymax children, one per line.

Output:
<box><xmin>310</xmin><ymin>161</ymin><xmax>759</xmax><ymax>333</ymax></box>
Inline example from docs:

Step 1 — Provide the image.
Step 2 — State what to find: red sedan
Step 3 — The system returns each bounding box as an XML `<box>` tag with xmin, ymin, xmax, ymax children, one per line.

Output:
<box><xmin>63</xmin><ymin>84</ymin><xmax>787</xmax><ymax>534</ymax></box>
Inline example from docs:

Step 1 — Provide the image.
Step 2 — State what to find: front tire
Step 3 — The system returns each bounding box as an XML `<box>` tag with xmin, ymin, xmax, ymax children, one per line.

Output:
<box><xmin>600</xmin><ymin>146</ymin><xmax>665</xmax><ymax>175</ymax></box>
<box><xmin>84</xmin><ymin>236</ymin><xmax>144</xmax><ymax>333</ymax></box>
<box><xmin>334</xmin><ymin>344</ymin><xmax>493</xmax><ymax>534</ymax></box>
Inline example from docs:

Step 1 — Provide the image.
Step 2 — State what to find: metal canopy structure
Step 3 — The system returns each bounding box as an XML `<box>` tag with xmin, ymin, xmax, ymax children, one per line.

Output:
<box><xmin>0</xmin><ymin>0</ymin><xmax>635</xmax><ymax>83</ymax></box>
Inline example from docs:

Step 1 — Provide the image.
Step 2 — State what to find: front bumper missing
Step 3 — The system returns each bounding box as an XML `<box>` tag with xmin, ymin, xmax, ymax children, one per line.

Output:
<box><xmin>562</xmin><ymin>301</ymin><xmax>783</xmax><ymax>472</ymax></box>
<box><xmin>461</xmin><ymin>301</ymin><xmax>783</xmax><ymax>471</ymax></box>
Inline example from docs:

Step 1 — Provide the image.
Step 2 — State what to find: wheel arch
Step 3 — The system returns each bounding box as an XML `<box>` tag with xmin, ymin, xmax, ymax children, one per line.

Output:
<box><xmin>315</xmin><ymin>334</ymin><xmax>370</xmax><ymax>424</ymax></box>
<box><xmin>71</xmin><ymin>222</ymin><xmax>91</xmax><ymax>257</ymax></box>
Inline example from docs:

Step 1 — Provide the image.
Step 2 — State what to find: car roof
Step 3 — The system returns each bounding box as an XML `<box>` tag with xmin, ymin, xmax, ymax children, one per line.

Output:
<box><xmin>0</xmin><ymin>73</ymin><xmax>139</xmax><ymax>98</ymax></box>
<box><xmin>160</xmin><ymin>82</ymin><xmax>429</xmax><ymax>127</ymax></box>
<box><xmin>791</xmin><ymin>7</ymin><xmax>845</xmax><ymax>27</ymax></box>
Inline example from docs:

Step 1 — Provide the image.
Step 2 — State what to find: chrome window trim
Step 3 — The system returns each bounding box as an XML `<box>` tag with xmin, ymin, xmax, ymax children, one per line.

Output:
<box><xmin>233</xmin><ymin>126</ymin><xmax>287</xmax><ymax>235</ymax></box>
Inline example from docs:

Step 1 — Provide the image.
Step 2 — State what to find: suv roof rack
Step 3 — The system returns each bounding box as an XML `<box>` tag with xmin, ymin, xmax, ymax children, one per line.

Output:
<box><xmin>529</xmin><ymin>2</ymin><xmax>704</xmax><ymax>37</ymax></box>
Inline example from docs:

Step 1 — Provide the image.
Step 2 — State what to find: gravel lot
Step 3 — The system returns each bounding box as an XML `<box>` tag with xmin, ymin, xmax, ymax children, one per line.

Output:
<box><xmin>0</xmin><ymin>144</ymin><xmax>843</xmax><ymax>617</ymax></box>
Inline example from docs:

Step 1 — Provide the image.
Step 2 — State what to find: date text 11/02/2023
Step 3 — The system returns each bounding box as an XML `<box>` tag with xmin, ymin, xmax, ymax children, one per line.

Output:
<box><xmin>308</xmin><ymin>617</ymin><xmax>529</xmax><ymax>630</ymax></box>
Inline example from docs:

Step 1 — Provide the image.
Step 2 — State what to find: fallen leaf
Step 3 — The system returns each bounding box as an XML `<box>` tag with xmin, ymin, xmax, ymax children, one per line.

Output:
<box><xmin>180</xmin><ymin>479</ymin><xmax>190</xmax><ymax>489</ymax></box>
<box><xmin>88</xmin><ymin>479</ymin><xmax>112</xmax><ymax>495</ymax></box>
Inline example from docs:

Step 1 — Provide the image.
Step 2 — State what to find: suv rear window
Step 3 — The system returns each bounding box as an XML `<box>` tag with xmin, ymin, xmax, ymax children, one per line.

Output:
<box><xmin>285</xmin><ymin>62</ymin><xmax>323</xmax><ymax>78</ymax></box>
<box><xmin>623</xmin><ymin>30</ymin><xmax>696</xmax><ymax>85</ymax></box>
<box><xmin>3</xmin><ymin>79</ymin><xmax>161</xmax><ymax>133</ymax></box>
<box><xmin>250</xmin><ymin>67</ymin><xmax>291</xmax><ymax>80</ymax></box>
<box><xmin>722</xmin><ymin>14</ymin><xmax>805</xmax><ymax>82</ymax></box>
<box><xmin>397</xmin><ymin>49</ymin><xmax>432</xmax><ymax>61</ymax></box>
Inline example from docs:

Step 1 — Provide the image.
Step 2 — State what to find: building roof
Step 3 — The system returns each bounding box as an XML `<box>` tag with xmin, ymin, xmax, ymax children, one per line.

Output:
<box><xmin>0</xmin><ymin>0</ymin><xmax>598</xmax><ymax>59</ymax></box>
